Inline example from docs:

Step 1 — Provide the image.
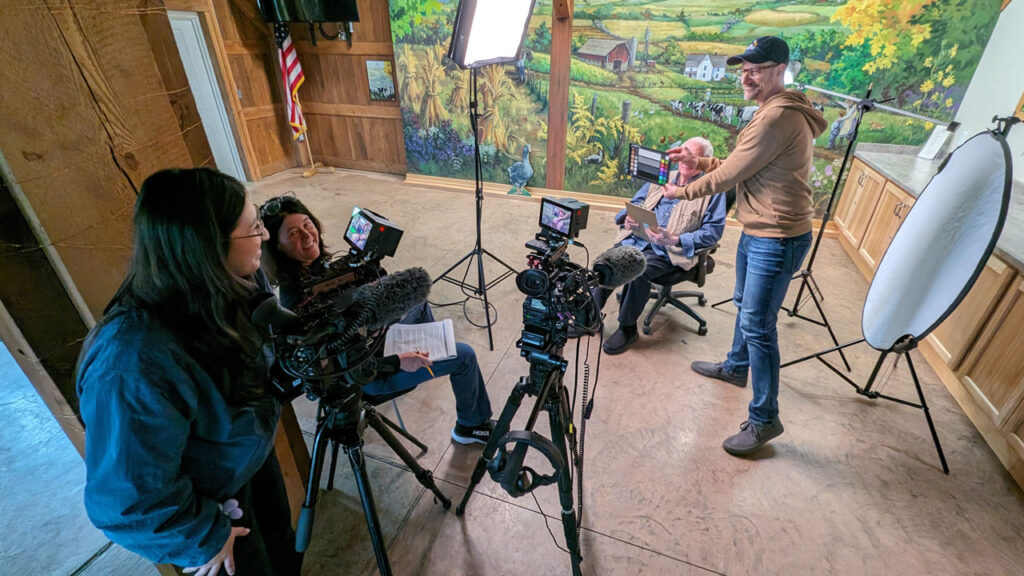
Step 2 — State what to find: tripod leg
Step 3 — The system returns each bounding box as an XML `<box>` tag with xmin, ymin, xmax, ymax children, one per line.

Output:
<box><xmin>548</xmin><ymin>399</ymin><xmax>583</xmax><ymax>576</ymax></box>
<box><xmin>801</xmin><ymin>273</ymin><xmax>852</xmax><ymax>372</ymax></box>
<box><xmin>905</xmin><ymin>353</ymin><xmax>950</xmax><ymax>474</ymax></box>
<box><xmin>347</xmin><ymin>443</ymin><xmax>393</xmax><ymax>576</ymax></box>
<box><xmin>376</xmin><ymin>411</ymin><xmax>428</xmax><ymax>453</ymax></box>
<box><xmin>477</xmin><ymin>239</ymin><xmax>495</xmax><ymax>351</ymax></box>
<box><xmin>787</xmin><ymin>272</ymin><xmax>810</xmax><ymax>317</ymax></box>
<box><xmin>296</xmin><ymin>418</ymin><xmax>332</xmax><ymax>553</ymax></box>
<box><xmin>365</xmin><ymin>408</ymin><xmax>451</xmax><ymax>509</ymax></box>
<box><xmin>456</xmin><ymin>378</ymin><xmax>529</xmax><ymax>515</ymax></box>
<box><xmin>326</xmin><ymin>439</ymin><xmax>340</xmax><ymax>491</ymax></box>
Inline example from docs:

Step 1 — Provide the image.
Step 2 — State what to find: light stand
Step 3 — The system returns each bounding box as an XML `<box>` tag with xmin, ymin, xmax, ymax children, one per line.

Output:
<box><xmin>782</xmin><ymin>81</ymin><xmax>953</xmax><ymax>370</ymax></box>
<box><xmin>432</xmin><ymin>68</ymin><xmax>518</xmax><ymax>351</ymax></box>
<box><xmin>434</xmin><ymin>0</ymin><xmax>537</xmax><ymax>350</ymax></box>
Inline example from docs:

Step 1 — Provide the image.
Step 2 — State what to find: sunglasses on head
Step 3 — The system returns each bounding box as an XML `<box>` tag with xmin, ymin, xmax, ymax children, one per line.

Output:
<box><xmin>259</xmin><ymin>191</ymin><xmax>298</xmax><ymax>218</ymax></box>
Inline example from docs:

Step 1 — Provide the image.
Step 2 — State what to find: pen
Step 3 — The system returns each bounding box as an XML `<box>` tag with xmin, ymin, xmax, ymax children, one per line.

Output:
<box><xmin>416</xmin><ymin>348</ymin><xmax>435</xmax><ymax>378</ymax></box>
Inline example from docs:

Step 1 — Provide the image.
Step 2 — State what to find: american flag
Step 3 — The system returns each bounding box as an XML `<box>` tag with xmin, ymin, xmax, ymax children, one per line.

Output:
<box><xmin>274</xmin><ymin>23</ymin><xmax>306</xmax><ymax>140</ymax></box>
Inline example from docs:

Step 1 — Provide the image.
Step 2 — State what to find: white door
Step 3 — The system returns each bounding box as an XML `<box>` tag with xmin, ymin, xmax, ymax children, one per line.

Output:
<box><xmin>168</xmin><ymin>11</ymin><xmax>246</xmax><ymax>181</ymax></box>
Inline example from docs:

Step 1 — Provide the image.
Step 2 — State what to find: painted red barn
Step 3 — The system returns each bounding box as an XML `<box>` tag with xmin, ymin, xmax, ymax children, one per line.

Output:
<box><xmin>576</xmin><ymin>38</ymin><xmax>633</xmax><ymax>72</ymax></box>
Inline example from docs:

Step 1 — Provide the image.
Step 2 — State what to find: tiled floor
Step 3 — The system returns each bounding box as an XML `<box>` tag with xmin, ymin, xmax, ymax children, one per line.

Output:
<box><xmin>4</xmin><ymin>168</ymin><xmax>1024</xmax><ymax>575</ymax></box>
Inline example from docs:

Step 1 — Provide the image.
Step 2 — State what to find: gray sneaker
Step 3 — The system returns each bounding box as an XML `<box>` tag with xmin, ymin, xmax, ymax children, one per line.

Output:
<box><xmin>691</xmin><ymin>361</ymin><xmax>748</xmax><ymax>387</ymax></box>
<box><xmin>722</xmin><ymin>419</ymin><xmax>784</xmax><ymax>456</ymax></box>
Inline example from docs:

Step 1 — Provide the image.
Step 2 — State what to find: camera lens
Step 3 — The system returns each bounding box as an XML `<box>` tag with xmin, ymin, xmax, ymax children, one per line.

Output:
<box><xmin>516</xmin><ymin>269</ymin><xmax>548</xmax><ymax>296</ymax></box>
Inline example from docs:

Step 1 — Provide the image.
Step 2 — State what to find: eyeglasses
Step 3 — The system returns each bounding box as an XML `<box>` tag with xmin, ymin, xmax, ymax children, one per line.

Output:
<box><xmin>230</xmin><ymin>206</ymin><xmax>268</xmax><ymax>240</ymax></box>
<box><xmin>259</xmin><ymin>191</ymin><xmax>297</xmax><ymax>218</ymax></box>
<box><xmin>736</xmin><ymin>63</ymin><xmax>781</xmax><ymax>79</ymax></box>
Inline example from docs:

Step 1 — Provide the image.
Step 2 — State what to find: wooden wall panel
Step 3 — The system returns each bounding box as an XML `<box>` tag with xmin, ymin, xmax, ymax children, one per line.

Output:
<box><xmin>281</xmin><ymin>0</ymin><xmax>406</xmax><ymax>175</ymax></box>
<box><xmin>207</xmin><ymin>0</ymin><xmax>298</xmax><ymax>179</ymax></box>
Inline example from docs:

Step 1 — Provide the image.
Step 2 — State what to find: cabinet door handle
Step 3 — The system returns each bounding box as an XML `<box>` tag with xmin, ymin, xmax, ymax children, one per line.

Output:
<box><xmin>893</xmin><ymin>201</ymin><xmax>901</xmax><ymax>217</ymax></box>
<box><xmin>858</xmin><ymin>173</ymin><xmax>866</xmax><ymax>186</ymax></box>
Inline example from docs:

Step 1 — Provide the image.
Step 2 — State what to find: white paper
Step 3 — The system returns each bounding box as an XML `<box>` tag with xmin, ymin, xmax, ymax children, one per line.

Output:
<box><xmin>383</xmin><ymin>319</ymin><xmax>457</xmax><ymax>361</ymax></box>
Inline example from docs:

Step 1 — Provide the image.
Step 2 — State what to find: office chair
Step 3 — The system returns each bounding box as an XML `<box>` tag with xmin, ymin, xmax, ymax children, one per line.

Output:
<box><xmin>641</xmin><ymin>243</ymin><xmax>719</xmax><ymax>336</ymax></box>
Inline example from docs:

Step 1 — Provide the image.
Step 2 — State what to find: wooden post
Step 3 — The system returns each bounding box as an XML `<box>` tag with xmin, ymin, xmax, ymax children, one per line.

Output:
<box><xmin>619</xmin><ymin>99</ymin><xmax>631</xmax><ymax>172</ymax></box>
<box><xmin>545</xmin><ymin>0</ymin><xmax>573</xmax><ymax>190</ymax></box>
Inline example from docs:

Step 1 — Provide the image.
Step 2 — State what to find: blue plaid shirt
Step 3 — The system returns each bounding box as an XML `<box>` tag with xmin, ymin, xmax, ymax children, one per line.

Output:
<box><xmin>617</xmin><ymin>172</ymin><xmax>726</xmax><ymax>259</ymax></box>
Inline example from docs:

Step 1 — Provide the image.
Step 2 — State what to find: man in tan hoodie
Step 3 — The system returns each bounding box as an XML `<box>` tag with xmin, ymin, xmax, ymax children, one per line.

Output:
<box><xmin>666</xmin><ymin>36</ymin><xmax>826</xmax><ymax>456</ymax></box>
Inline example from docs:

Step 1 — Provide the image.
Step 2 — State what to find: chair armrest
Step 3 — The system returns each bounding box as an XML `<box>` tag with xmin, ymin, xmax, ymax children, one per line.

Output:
<box><xmin>693</xmin><ymin>243</ymin><xmax>719</xmax><ymax>287</ymax></box>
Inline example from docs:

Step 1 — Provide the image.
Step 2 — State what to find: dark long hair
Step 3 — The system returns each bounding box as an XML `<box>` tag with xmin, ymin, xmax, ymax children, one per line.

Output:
<box><xmin>103</xmin><ymin>167</ymin><xmax>265</xmax><ymax>403</ymax></box>
<box><xmin>260</xmin><ymin>195</ymin><xmax>329</xmax><ymax>287</ymax></box>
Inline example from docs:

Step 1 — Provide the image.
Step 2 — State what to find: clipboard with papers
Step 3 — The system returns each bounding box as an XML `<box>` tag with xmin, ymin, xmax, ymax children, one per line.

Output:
<box><xmin>625</xmin><ymin>201</ymin><xmax>660</xmax><ymax>241</ymax></box>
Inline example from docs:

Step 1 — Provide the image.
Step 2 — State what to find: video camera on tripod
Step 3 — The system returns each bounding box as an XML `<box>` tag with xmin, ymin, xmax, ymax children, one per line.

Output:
<box><xmin>250</xmin><ymin>207</ymin><xmax>452</xmax><ymax>574</ymax></box>
<box><xmin>253</xmin><ymin>206</ymin><xmax>421</xmax><ymax>402</ymax></box>
<box><xmin>517</xmin><ymin>197</ymin><xmax>648</xmax><ymax>355</ymax></box>
<box><xmin>458</xmin><ymin>197</ymin><xmax>646</xmax><ymax>576</ymax></box>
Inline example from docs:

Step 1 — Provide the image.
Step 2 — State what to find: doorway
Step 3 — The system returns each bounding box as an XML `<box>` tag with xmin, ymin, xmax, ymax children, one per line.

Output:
<box><xmin>167</xmin><ymin>11</ymin><xmax>246</xmax><ymax>181</ymax></box>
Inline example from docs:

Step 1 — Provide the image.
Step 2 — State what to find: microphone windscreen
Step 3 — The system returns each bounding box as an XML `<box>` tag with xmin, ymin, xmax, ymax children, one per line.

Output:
<box><xmin>352</xmin><ymin>267</ymin><xmax>432</xmax><ymax>332</ymax></box>
<box><xmin>251</xmin><ymin>292</ymin><xmax>299</xmax><ymax>332</ymax></box>
<box><xmin>592</xmin><ymin>245</ymin><xmax>646</xmax><ymax>287</ymax></box>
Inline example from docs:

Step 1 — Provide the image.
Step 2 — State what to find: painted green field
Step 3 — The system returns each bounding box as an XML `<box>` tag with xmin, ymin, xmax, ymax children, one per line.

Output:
<box><xmin>744</xmin><ymin>9</ymin><xmax>824</xmax><ymax>27</ymax></box>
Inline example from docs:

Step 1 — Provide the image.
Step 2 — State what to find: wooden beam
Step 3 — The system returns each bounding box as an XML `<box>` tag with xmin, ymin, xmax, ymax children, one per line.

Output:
<box><xmin>554</xmin><ymin>0</ymin><xmax>572</xmax><ymax>20</ymax></box>
<box><xmin>545</xmin><ymin>0</ymin><xmax>572</xmax><ymax>190</ymax></box>
<box><xmin>302</xmin><ymin>102</ymin><xmax>402</xmax><ymax>119</ymax></box>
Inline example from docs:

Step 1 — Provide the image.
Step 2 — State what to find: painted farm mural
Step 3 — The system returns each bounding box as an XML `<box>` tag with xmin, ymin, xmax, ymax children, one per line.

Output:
<box><xmin>391</xmin><ymin>0</ymin><xmax>1003</xmax><ymax>212</ymax></box>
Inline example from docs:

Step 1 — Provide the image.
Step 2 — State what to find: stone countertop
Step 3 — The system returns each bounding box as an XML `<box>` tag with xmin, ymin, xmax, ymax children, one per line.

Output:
<box><xmin>854</xmin><ymin>143</ymin><xmax>1024</xmax><ymax>272</ymax></box>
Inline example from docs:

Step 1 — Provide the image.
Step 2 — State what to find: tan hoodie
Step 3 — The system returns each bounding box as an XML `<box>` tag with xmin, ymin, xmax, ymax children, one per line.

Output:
<box><xmin>677</xmin><ymin>90</ymin><xmax>827</xmax><ymax>238</ymax></box>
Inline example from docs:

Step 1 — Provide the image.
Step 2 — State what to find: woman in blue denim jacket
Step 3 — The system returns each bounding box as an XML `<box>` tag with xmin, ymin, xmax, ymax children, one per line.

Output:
<box><xmin>76</xmin><ymin>168</ymin><xmax>299</xmax><ymax>576</ymax></box>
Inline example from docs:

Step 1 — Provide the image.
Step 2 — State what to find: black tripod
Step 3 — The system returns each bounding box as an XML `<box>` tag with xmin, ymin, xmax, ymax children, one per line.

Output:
<box><xmin>433</xmin><ymin>68</ymin><xmax>518</xmax><ymax>351</ymax></box>
<box><xmin>296</xmin><ymin>386</ymin><xmax>452</xmax><ymax>576</ymax></box>
<box><xmin>456</xmin><ymin>350</ymin><xmax>584</xmax><ymax>576</ymax></box>
<box><xmin>781</xmin><ymin>335</ymin><xmax>948</xmax><ymax>474</ymax></box>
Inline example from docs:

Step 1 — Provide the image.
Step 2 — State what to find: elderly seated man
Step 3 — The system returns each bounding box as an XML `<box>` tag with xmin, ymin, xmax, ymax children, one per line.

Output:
<box><xmin>593</xmin><ymin>136</ymin><xmax>727</xmax><ymax>354</ymax></box>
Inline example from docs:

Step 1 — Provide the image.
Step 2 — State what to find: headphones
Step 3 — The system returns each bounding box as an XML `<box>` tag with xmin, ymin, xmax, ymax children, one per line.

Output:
<box><xmin>487</xmin><ymin>430</ymin><xmax>565</xmax><ymax>498</ymax></box>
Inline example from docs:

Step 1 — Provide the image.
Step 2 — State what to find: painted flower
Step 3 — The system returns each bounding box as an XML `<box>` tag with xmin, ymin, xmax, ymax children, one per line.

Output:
<box><xmin>919</xmin><ymin>79</ymin><xmax>935</xmax><ymax>93</ymax></box>
<box><xmin>923</xmin><ymin>57</ymin><xmax>934</xmax><ymax>68</ymax></box>
<box><xmin>945</xmin><ymin>98</ymin><xmax>954</xmax><ymax>108</ymax></box>
<box><xmin>949</xmin><ymin>44</ymin><xmax>958</xmax><ymax>58</ymax></box>
<box><xmin>825</xmin><ymin>165</ymin><xmax>833</xmax><ymax>177</ymax></box>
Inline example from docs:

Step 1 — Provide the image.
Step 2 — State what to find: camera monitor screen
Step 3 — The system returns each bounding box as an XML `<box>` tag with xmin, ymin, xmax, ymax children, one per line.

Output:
<box><xmin>540</xmin><ymin>199</ymin><xmax>572</xmax><ymax>236</ymax></box>
<box><xmin>345</xmin><ymin>207</ymin><xmax>372</xmax><ymax>251</ymax></box>
<box><xmin>539</xmin><ymin>197</ymin><xmax>589</xmax><ymax>239</ymax></box>
<box><xmin>628</xmin><ymin>144</ymin><xmax>670</xmax><ymax>186</ymax></box>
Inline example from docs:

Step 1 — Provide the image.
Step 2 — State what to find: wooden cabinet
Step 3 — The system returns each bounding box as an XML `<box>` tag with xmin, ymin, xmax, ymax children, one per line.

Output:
<box><xmin>835</xmin><ymin>159</ymin><xmax>886</xmax><ymax>250</ymax></box>
<box><xmin>958</xmin><ymin>276</ymin><xmax>1024</xmax><ymax>428</ymax></box>
<box><xmin>858</xmin><ymin>182</ymin><xmax>915</xmax><ymax>274</ymax></box>
<box><xmin>833</xmin><ymin>158</ymin><xmax>867</xmax><ymax>230</ymax></box>
<box><xmin>929</xmin><ymin>256</ymin><xmax>1015</xmax><ymax>370</ymax></box>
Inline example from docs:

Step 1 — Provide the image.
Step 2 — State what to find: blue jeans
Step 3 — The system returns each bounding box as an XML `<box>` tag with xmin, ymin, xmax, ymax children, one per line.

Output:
<box><xmin>722</xmin><ymin>232</ymin><xmax>812</xmax><ymax>425</ymax></box>
<box><xmin>363</xmin><ymin>342</ymin><xmax>492</xmax><ymax>427</ymax></box>
<box><xmin>363</xmin><ymin>303</ymin><xmax>492</xmax><ymax>427</ymax></box>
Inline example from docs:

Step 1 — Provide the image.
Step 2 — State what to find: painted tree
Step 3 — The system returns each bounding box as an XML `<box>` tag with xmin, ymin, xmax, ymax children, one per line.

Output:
<box><xmin>831</xmin><ymin>0</ymin><xmax>937</xmax><ymax>74</ymax></box>
<box><xmin>389</xmin><ymin>0</ymin><xmax>445</xmax><ymax>41</ymax></box>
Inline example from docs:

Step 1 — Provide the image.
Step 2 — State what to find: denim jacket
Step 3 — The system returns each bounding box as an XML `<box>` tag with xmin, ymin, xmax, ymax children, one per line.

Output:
<box><xmin>77</xmin><ymin>307</ymin><xmax>280</xmax><ymax>566</ymax></box>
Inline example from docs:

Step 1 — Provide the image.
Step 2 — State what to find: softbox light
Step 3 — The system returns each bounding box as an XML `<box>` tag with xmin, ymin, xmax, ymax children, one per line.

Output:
<box><xmin>447</xmin><ymin>0</ymin><xmax>537</xmax><ymax>69</ymax></box>
<box><xmin>862</xmin><ymin>131</ymin><xmax>1012</xmax><ymax>351</ymax></box>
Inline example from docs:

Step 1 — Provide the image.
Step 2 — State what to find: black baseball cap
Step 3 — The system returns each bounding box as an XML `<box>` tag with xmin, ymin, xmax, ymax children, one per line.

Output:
<box><xmin>727</xmin><ymin>36</ymin><xmax>790</xmax><ymax>66</ymax></box>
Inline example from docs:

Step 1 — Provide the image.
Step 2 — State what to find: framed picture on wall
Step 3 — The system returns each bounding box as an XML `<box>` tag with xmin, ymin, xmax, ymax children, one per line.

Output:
<box><xmin>366</xmin><ymin>60</ymin><xmax>396</xmax><ymax>102</ymax></box>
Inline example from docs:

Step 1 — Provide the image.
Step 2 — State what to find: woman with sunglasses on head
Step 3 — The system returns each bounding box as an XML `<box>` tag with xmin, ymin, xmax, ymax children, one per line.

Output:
<box><xmin>76</xmin><ymin>168</ymin><xmax>300</xmax><ymax>576</ymax></box>
<box><xmin>259</xmin><ymin>195</ymin><xmax>495</xmax><ymax>445</ymax></box>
